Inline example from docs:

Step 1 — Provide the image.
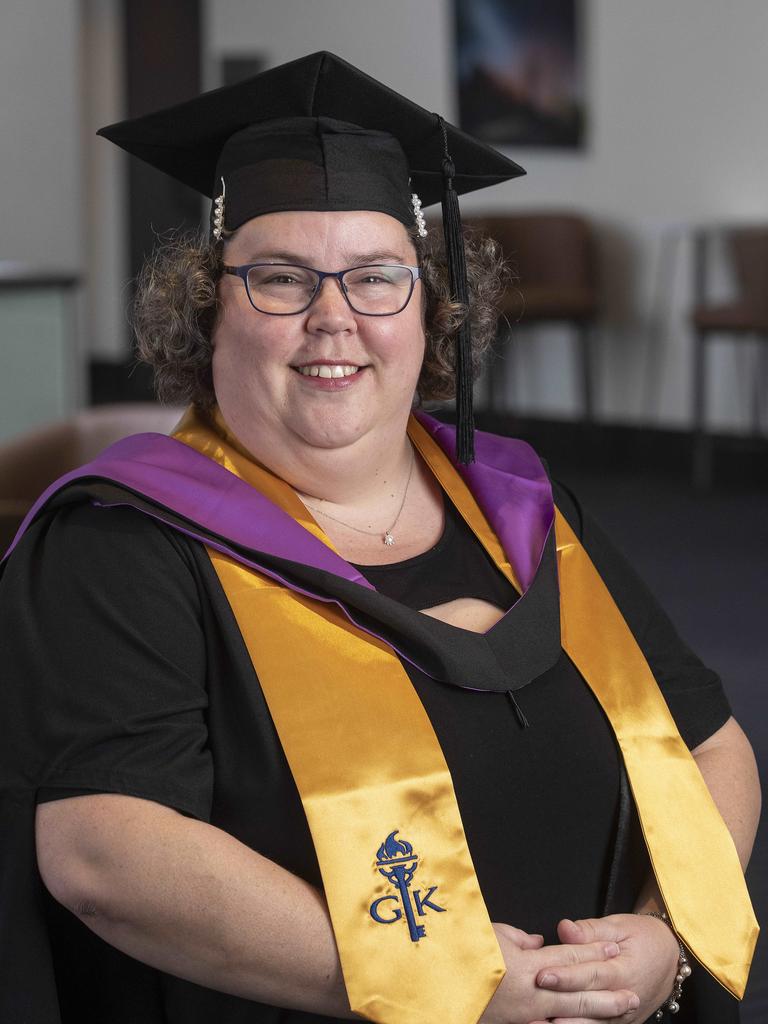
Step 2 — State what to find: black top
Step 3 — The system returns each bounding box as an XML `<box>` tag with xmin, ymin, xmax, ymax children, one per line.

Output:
<box><xmin>351</xmin><ymin>495</ymin><xmax>517</xmax><ymax>609</ymax></box>
<box><xmin>0</xmin><ymin>480</ymin><xmax>733</xmax><ymax>1024</ymax></box>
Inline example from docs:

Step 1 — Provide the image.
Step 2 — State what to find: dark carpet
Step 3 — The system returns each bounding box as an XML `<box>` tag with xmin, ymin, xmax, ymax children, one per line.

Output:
<box><xmin>559</xmin><ymin>470</ymin><xmax>767</xmax><ymax>1024</ymax></box>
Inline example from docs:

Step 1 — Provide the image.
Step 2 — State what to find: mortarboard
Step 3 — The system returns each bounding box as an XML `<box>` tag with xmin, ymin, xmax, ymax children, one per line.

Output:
<box><xmin>98</xmin><ymin>51</ymin><xmax>525</xmax><ymax>461</ymax></box>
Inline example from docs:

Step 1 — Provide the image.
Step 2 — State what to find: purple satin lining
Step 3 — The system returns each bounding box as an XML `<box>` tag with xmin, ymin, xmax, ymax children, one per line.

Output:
<box><xmin>3</xmin><ymin>413</ymin><xmax>554</xmax><ymax>597</ymax></box>
<box><xmin>414</xmin><ymin>414</ymin><xmax>553</xmax><ymax>592</ymax></box>
<box><xmin>3</xmin><ymin>433</ymin><xmax>370</xmax><ymax>584</ymax></box>
<box><xmin>88</xmin><ymin>494</ymin><xmax>452</xmax><ymax>686</ymax></box>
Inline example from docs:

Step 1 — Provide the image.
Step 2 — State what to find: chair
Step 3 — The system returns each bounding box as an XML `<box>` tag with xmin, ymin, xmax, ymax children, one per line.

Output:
<box><xmin>690</xmin><ymin>226</ymin><xmax>768</xmax><ymax>488</ymax></box>
<box><xmin>464</xmin><ymin>213</ymin><xmax>599</xmax><ymax>417</ymax></box>
<box><xmin>0</xmin><ymin>403</ymin><xmax>183</xmax><ymax>553</ymax></box>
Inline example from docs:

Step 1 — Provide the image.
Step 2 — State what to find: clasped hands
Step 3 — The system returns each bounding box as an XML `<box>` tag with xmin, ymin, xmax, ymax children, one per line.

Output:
<box><xmin>481</xmin><ymin>913</ymin><xmax>681</xmax><ymax>1024</ymax></box>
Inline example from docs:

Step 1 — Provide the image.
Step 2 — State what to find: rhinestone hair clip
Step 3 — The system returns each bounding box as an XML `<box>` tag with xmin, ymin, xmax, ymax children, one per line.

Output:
<box><xmin>212</xmin><ymin>177</ymin><xmax>226</xmax><ymax>241</ymax></box>
<box><xmin>411</xmin><ymin>191</ymin><xmax>427</xmax><ymax>237</ymax></box>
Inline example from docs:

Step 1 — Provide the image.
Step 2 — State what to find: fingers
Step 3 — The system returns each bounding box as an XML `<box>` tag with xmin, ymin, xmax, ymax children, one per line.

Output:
<box><xmin>538</xmin><ymin>938</ymin><xmax>621</xmax><ymax>969</ymax></box>
<box><xmin>551</xmin><ymin>1019</ymin><xmax>636</xmax><ymax>1024</ymax></box>
<box><xmin>551</xmin><ymin>1015</ymin><xmax>637</xmax><ymax>1024</ymax></box>
<box><xmin>557</xmin><ymin>916</ymin><xmax>626</xmax><ymax>945</ymax></box>
<box><xmin>551</xmin><ymin>1016</ymin><xmax>636</xmax><ymax>1024</ymax></box>
<box><xmin>536</xmin><ymin>958</ymin><xmax>623</xmax><ymax>992</ymax></box>
<box><xmin>492</xmin><ymin>921</ymin><xmax>544</xmax><ymax>949</ymax></box>
<box><xmin>547</xmin><ymin>988</ymin><xmax>640</xmax><ymax>1021</ymax></box>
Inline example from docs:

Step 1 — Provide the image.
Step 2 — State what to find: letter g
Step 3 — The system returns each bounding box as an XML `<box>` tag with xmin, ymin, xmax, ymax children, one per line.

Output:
<box><xmin>369</xmin><ymin>895</ymin><xmax>402</xmax><ymax>924</ymax></box>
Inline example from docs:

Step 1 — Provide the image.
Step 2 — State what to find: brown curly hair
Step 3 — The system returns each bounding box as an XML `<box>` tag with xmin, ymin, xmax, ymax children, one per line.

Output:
<box><xmin>132</xmin><ymin>223</ymin><xmax>509</xmax><ymax>407</ymax></box>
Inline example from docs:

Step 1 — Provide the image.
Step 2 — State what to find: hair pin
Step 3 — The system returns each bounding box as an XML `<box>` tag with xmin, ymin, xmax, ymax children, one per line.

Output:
<box><xmin>212</xmin><ymin>177</ymin><xmax>226</xmax><ymax>241</ymax></box>
<box><xmin>411</xmin><ymin>192</ymin><xmax>427</xmax><ymax>237</ymax></box>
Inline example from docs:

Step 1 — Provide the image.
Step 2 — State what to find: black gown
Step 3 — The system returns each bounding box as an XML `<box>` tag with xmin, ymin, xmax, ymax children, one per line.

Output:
<box><xmin>0</xmin><ymin>478</ymin><xmax>736</xmax><ymax>1024</ymax></box>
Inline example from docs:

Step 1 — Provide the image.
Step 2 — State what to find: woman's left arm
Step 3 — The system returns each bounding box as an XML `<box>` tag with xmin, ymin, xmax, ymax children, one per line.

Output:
<box><xmin>631</xmin><ymin>714</ymin><xmax>761</xmax><ymax>920</ymax></box>
<box><xmin>686</xmin><ymin>715</ymin><xmax>761</xmax><ymax>869</ymax></box>
<box><xmin>535</xmin><ymin>715</ymin><xmax>761</xmax><ymax>1023</ymax></box>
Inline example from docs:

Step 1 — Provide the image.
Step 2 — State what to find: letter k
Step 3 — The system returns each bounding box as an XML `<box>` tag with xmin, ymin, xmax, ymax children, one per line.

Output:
<box><xmin>413</xmin><ymin>886</ymin><xmax>446</xmax><ymax>915</ymax></box>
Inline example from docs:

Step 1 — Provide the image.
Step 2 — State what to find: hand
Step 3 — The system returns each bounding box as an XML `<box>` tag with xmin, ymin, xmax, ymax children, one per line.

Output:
<box><xmin>534</xmin><ymin>914</ymin><xmax>681</xmax><ymax>1024</ymax></box>
<box><xmin>480</xmin><ymin>922</ymin><xmax>639</xmax><ymax>1024</ymax></box>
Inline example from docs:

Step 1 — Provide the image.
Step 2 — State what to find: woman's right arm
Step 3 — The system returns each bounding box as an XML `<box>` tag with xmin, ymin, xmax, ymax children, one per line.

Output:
<box><xmin>36</xmin><ymin>792</ymin><xmax>355</xmax><ymax>1016</ymax></box>
<box><xmin>36</xmin><ymin>793</ymin><xmax>635</xmax><ymax>1023</ymax></box>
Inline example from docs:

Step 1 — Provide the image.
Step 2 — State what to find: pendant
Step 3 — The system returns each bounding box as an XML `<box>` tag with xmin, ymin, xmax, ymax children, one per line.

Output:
<box><xmin>383</xmin><ymin>532</ymin><xmax>395</xmax><ymax>546</ymax></box>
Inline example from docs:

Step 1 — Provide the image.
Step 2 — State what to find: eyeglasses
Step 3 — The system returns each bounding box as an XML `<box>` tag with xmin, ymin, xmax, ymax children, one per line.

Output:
<box><xmin>222</xmin><ymin>262</ymin><xmax>421</xmax><ymax>316</ymax></box>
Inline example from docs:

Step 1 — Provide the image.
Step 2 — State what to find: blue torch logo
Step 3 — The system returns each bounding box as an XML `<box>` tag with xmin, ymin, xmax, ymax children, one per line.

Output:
<box><xmin>368</xmin><ymin>830</ymin><xmax>445</xmax><ymax>941</ymax></box>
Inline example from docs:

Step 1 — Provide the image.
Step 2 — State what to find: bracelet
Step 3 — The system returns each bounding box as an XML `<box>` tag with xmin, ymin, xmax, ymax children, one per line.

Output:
<box><xmin>644</xmin><ymin>911</ymin><xmax>692</xmax><ymax>1019</ymax></box>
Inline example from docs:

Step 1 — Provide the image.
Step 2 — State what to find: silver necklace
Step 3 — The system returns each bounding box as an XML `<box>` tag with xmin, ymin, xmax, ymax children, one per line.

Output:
<box><xmin>301</xmin><ymin>448</ymin><xmax>415</xmax><ymax>546</ymax></box>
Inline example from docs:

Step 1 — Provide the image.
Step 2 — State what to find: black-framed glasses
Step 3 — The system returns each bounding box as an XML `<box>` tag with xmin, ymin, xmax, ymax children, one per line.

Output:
<box><xmin>222</xmin><ymin>262</ymin><xmax>421</xmax><ymax>316</ymax></box>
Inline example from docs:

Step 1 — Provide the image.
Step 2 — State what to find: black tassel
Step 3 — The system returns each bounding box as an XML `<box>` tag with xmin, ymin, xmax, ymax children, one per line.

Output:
<box><xmin>438</xmin><ymin>117</ymin><xmax>475</xmax><ymax>464</ymax></box>
<box><xmin>506</xmin><ymin>689</ymin><xmax>530</xmax><ymax>729</ymax></box>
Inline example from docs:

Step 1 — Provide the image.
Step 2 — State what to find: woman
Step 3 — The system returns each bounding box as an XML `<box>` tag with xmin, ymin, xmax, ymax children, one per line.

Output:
<box><xmin>0</xmin><ymin>53</ymin><xmax>759</xmax><ymax>1024</ymax></box>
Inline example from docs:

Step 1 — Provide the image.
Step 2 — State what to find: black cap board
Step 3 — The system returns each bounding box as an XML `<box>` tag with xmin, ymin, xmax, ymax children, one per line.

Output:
<box><xmin>97</xmin><ymin>50</ymin><xmax>524</xmax><ymax>206</ymax></box>
<box><xmin>98</xmin><ymin>51</ymin><xmax>526</xmax><ymax>461</ymax></box>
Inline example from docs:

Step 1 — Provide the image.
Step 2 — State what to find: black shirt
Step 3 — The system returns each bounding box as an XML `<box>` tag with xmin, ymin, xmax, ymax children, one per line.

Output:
<box><xmin>0</xmin><ymin>480</ymin><xmax>732</xmax><ymax>1024</ymax></box>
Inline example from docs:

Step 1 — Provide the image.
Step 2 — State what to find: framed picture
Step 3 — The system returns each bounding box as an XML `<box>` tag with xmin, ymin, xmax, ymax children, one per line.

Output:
<box><xmin>454</xmin><ymin>0</ymin><xmax>585</xmax><ymax>148</ymax></box>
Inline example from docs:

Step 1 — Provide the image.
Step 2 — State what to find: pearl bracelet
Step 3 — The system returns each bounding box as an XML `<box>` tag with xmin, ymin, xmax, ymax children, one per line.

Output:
<box><xmin>645</xmin><ymin>911</ymin><xmax>692</xmax><ymax>1019</ymax></box>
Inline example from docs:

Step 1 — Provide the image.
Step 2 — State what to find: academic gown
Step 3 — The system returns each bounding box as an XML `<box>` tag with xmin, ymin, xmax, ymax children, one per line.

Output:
<box><xmin>0</xmin><ymin>419</ymin><xmax>738</xmax><ymax>1024</ymax></box>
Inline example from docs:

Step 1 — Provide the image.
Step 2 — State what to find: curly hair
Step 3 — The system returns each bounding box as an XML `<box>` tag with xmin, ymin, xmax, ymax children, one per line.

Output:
<box><xmin>132</xmin><ymin>222</ymin><xmax>509</xmax><ymax>407</ymax></box>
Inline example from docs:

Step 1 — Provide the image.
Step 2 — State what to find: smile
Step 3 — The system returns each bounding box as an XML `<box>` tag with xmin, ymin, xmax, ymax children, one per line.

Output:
<box><xmin>295</xmin><ymin>364</ymin><xmax>361</xmax><ymax>378</ymax></box>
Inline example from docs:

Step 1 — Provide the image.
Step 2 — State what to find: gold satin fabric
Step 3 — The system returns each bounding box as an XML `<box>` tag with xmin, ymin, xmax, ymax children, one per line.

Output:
<box><xmin>174</xmin><ymin>406</ymin><xmax>336</xmax><ymax>551</ymax></box>
<box><xmin>407</xmin><ymin>417</ymin><xmax>522</xmax><ymax>594</ymax></box>
<box><xmin>175</xmin><ymin>408</ymin><xmax>757</xmax><ymax>1008</ymax></box>
<box><xmin>555</xmin><ymin>511</ymin><xmax>758</xmax><ymax>998</ymax></box>
<box><xmin>175</xmin><ymin>408</ymin><xmax>505</xmax><ymax>1024</ymax></box>
<box><xmin>408</xmin><ymin>420</ymin><xmax>757</xmax><ymax>998</ymax></box>
<box><xmin>212</xmin><ymin>554</ymin><xmax>505</xmax><ymax>1024</ymax></box>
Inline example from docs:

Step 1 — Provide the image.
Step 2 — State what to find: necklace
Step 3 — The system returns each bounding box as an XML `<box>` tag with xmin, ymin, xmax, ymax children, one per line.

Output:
<box><xmin>301</xmin><ymin>448</ymin><xmax>415</xmax><ymax>546</ymax></box>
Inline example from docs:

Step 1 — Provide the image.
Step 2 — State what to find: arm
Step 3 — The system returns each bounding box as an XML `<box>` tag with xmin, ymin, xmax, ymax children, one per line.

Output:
<box><xmin>36</xmin><ymin>793</ymin><xmax>353</xmax><ymax>1016</ymax></box>
<box><xmin>536</xmin><ymin>715</ymin><xmax>761</xmax><ymax>1023</ymax></box>
<box><xmin>631</xmin><ymin>715</ymin><xmax>760</xmax><ymax>919</ymax></box>
<box><xmin>37</xmin><ymin>793</ymin><xmax>637</xmax><ymax>1023</ymax></box>
<box><xmin>688</xmin><ymin>715</ymin><xmax>761</xmax><ymax>869</ymax></box>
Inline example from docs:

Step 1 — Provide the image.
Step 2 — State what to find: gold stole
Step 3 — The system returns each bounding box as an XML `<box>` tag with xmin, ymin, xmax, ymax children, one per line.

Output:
<box><xmin>174</xmin><ymin>410</ymin><xmax>757</xmax><ymax>1023</ymax></box>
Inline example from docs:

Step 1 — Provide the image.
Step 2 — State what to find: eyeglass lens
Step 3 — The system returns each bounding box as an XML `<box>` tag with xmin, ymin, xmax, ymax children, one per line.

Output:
<box><xmin>245</xmin><ymin>264</ymin><xmax>415</xmax><ymax>315</ymax></box>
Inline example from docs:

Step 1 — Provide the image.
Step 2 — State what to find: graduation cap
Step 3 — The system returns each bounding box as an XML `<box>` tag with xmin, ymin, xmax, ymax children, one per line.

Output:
<box><xmin>98</xmin><ymin>51</ymin><xmax>525</xmax><ymax>462</ymax></box>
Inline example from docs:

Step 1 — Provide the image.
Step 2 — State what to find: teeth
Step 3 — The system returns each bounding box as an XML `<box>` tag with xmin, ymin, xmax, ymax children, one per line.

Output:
<box><xmin>297</xmin><ymin>364</ymin><xmax>359</xmax><ymax>378</ymax></box>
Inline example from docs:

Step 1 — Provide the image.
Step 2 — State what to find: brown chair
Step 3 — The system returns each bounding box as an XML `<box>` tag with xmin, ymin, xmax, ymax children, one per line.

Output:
<box><xmin>0</xmin><ymin>403</ymin><xmax>184</xmax><ymax>553</ymax></box>
<box><xmin>690</xmin><ymin>226</ymin><xmax>768</xmax><ymax>488</ymax></box>
<box><xmin>465</xmin><ymin>213</ymin><xmax>599</xmax><ymax>417</ymax></box>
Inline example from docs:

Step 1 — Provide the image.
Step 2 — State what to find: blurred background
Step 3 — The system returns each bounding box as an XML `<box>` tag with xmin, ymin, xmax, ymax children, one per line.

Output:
<box><xmin>0</xmin><ymin>1</ymin><xmax>765</xmax><ymax>1018</ymax></box>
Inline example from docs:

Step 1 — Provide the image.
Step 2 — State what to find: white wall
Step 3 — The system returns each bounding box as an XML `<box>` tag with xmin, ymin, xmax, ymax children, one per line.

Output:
<box><xmin>206</xmin><ymin>0</ymin><xmax>768</xmax><ymax>432</ymax></box>
<box><xmin>3</xmin><ymin>1</ymin><xmax>768</xmax><ymax>431</ymax></box>
<box><xmin>504</xmin><ymin>0</ymin><xmax>768</xmax><ymax>428</ymax></box>
<box><xmin>0</xmin><ymin>1</ymin><xmax>82</xmax><ymax>270</ymax></box>
<box><xmin>0</xmin><ymin>2</ymin><xmax>86</xmax><ymax>438</ymax></box>
<box><xmin>203</xmin><ymin>0</ymin><xmax>452</xmax><ymax>104</ymax></box>
<box><xmin>80</xmin><ymin>0</ymin><xmax>128</xmax><ymax>359</ymax></box>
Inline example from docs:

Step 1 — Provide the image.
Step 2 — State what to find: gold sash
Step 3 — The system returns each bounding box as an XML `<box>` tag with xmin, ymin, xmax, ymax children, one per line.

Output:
<box><xmin>555</xmin><ymin>510</ymin><xmax>758</xmax><ymax>996</ymax></box>
<box><xmin>175</xmin><ymin>410</ymin><xmax>757</xmax><ymax>1020</ymax></box>
<box><xmin>176</xmin><ymin>410</ymin><xmax>505</xmax><ymax>1023</ymax></box>
<box><xmin>412</xmin><ymin>419</ymin><xmax>757</xmax><ymax>998</ymax></box>
<box><xmin>213</xmin><ymin>556</ymin><xmax>505</xmax><ymax>1023</ymax></box>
